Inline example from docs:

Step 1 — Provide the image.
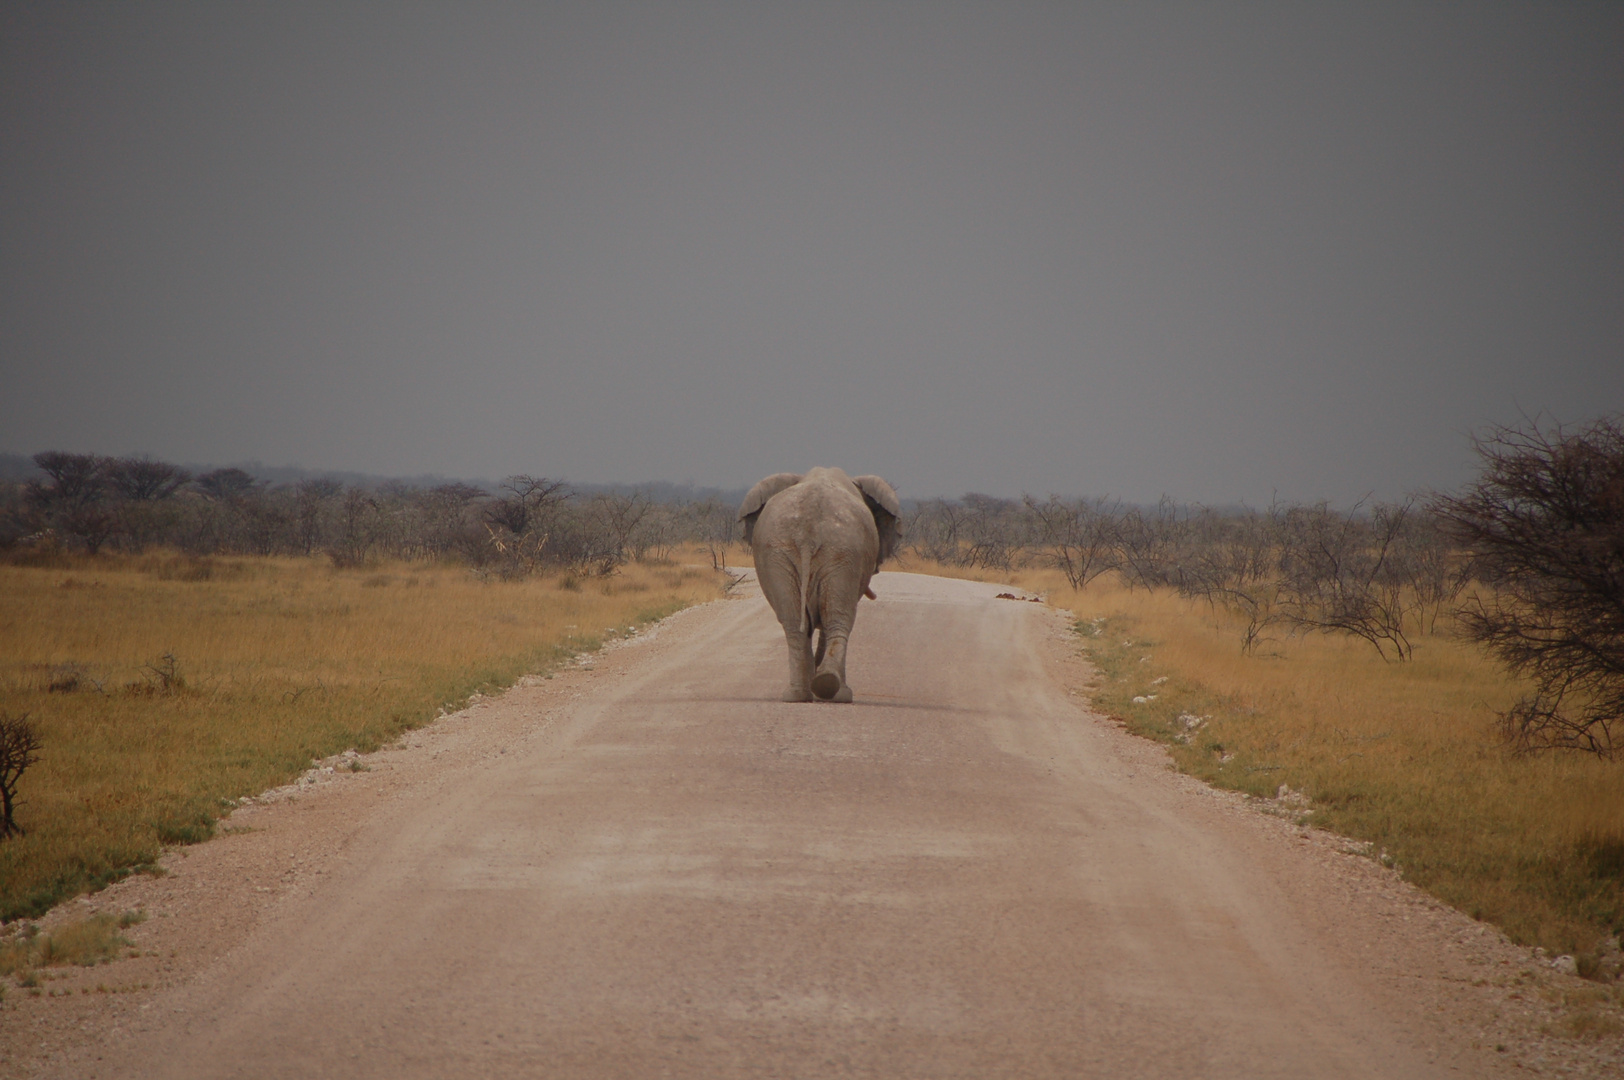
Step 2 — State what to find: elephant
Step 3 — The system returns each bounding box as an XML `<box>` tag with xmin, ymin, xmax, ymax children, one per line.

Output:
<box><xmin>738</xmin><ymin>467</ymin><xmax>900</xmax><ymax>702</ymax></box>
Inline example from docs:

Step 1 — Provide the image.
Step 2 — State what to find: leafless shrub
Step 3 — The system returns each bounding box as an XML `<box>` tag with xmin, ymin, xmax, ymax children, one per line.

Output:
<box><xmin>327</xmin><ymin>487</ymin><xmax>380</xmax><ymax>568</ymax></box>
<box><xmin>1273</xmin><ymin>499</ymin><xmax>1416</xmax><ymax>661</ymax></box>
<box><xmin>1024</xmin><ymin>495</ymin><xmax>1121</xmax><ymax>588</ymax></box>
<box><xmin>47</xmin><ymin>663</ymin><xmax>106</xmax><ymax>695</ymax></box>
<box><xmin>587</xmin><ymin>492</ymin><xmax>651</xmax><ymax>568</ymax></box>
<box><xmin>959</xmin><ymin>494</ymin><xmax>1024</xmax><ymax>571</ymax></box>
<box><xmin>1433</xmin><ymin>416</ymin><xmax>1624</xmax><ymax>758</ymax></box>
<box><xmin>0</xmin><ymin>712</ymin><xmax>42</xmax><ymax>839</ymax></box>
<box><xmin>905</xmin><ymin>499</ymin><xmax>968</xmax><ymax>564</ymax></box>
<box><xmin>629</xmin><ymin>503</ymin><xmax>681</xmax><ymax>562</ymax></box>
<box><xmin>1116</xmin><ymin>498</ymin><xmax>1184</xmax><ymax>590</ymax></box>
<box><xmin>1168</xmin><ymin>507</ymin><xmax>1285</xmax><ymax>654</ymax></box>
<box><xmin>138</xmin><ymin>653</ymin><xmax>185</xmax><ymax>695</ymax></box>
<box><xmin>905</xmin><ymin>494</ymin><xmax>1027</xmax><ymax>570</ymax></box>
<box><xmin>294</xmin><ymin>478</ymin><xmax>342</xmax><ymax>556</ymax></box>
<box><xmin>546</xmin><ymin>500</ymin><xmax>624</xmax><ymax>577</ymax></box>
<box><xmin>683</xmin><ymin>497</ymin><xmax>736</xmax><ymax>570</ymax></box>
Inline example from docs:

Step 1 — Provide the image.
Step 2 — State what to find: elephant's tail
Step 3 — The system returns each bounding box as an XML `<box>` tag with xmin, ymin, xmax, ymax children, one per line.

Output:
<box><xmin>796</xmin><ymin>545</ymin><xmax>816</xmax><ymax>636</ymax></box>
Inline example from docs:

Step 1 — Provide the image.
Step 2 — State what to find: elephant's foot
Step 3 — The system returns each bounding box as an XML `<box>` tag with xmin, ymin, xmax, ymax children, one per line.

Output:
<box><xmin>810</xmin><ymin>671</ymin><xmax>844</xmax><ymax>701</ymax></box>
<box><xmin>782</xmin><ymin>685</ymin><xmax>813</xmax><ymax>703</ymax></box>
<box><xmin>830</xmin><ymin>683</ymin><xmax>853</xmax><ymax>703</ymax></box>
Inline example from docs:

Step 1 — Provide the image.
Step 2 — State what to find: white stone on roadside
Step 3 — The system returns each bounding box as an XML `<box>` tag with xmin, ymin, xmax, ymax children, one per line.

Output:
<box><xmin>1552</xmin><ymin>954</ymin><xmax>1578</xmax><ymax>975</ymax></box>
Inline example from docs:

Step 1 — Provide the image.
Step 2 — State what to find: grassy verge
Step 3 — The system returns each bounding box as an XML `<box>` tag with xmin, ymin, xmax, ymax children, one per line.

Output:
<box><xmin>0</xmin><ymin>549</ymin><xmax>727</xmax><ymax>920</ymax></box>
<box><xmin>897</xmin><ymin>557</ymin><xmax>1624</xmax><ymax>974</ymax></box>
<box><xmin>0</xmin><ymin>910</ymin><xmax>146</xmax><ymax>982</ymax></box>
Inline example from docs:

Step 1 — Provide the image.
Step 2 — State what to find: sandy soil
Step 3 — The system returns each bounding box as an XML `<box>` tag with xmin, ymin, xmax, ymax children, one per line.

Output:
<box><xmin>3</xmin><ymin>571</ymin><xmax>1619</xmax><ymax>1078</ymax></box>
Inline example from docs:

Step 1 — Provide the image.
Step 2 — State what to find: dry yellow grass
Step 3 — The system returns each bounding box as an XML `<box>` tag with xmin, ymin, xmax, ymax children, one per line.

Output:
<box><xmin>0</xmin><ymin>910</ymin><xmax>143</xmax><ymax>978</ymax></box>
<box><xmin>898</xmin><ymin>555</ymin><xmax>1624</xmax><ymax>965</ymax></box>
<box><xmin>0</xmin><ymin>550</ymin><xmax>727</xmax><ymax>919</ymax></box>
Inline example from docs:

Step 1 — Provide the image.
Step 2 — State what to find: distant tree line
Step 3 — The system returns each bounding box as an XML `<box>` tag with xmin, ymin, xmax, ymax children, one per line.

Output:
<box><xmin>907</xmin><ymin>491</ymin><xmax>1459</xmax><ymax>662</ymax></box>
<box><xmin>0</xmin><ymin>453</ymin><xmax>742</xmax><ymax>576</ymax></box>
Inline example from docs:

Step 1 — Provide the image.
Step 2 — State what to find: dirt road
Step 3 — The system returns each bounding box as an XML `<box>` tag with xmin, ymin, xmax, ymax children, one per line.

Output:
<box><xmin>26</xmin><ymin>572</ymin><xmax>1559</xmax><ymax>1077</ymax></box>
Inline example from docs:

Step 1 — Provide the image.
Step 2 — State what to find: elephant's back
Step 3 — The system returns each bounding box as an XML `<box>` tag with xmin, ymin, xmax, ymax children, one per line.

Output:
<box><xmin>759</xmin><ymin>478</ymin><xmax>878</xmax><ymax>554</ymax></box>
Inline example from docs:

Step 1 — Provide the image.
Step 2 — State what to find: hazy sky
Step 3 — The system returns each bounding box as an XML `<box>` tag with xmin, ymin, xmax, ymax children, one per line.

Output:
<box><xmin>3</xmin><ymin>3</ymin><xmax>1620</xmax><ymax>504</ymax></box>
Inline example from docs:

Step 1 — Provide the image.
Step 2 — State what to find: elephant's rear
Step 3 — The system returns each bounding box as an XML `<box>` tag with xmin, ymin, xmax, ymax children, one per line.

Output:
<box><xmin>753</xmin><ymin>481</ymin><xmax>877</xmax><ymax>635</ymax></box>
<box><xmin>740</xmin><ymin>467</ymin><xmax>896</xmax><ymax>702</ymax></box>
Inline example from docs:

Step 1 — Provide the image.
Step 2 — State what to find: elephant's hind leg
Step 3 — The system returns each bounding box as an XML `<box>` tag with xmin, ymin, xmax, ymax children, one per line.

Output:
<box><xmin>781</xmin><ymin>624</ymin><xmax>814</xmax><ymax>702</ymax></box>
<box><xmin>810</xmin><ymin>632</ymin><xmax>853</xmax><ymax>702</ymax></box>
<box><xmin>812</xmin><ymin>677</ymin><xmax>854</xmax><ymax>703</ymax></box>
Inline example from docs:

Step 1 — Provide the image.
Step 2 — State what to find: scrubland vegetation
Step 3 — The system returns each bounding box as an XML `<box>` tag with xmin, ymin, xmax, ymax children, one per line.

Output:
<box><xmin>0</xmin><ymin>549</ymin><xmax>726</xmax><ymax>920</ymax></box>
<box><xmin>907</xmin><ymin>417</ymin><xmax>1623</xmax><ymax>758</ymax></box>
<box><xmin>892</xmin><ymin>417</ymin><xmax>1624</xmax><ymax>974</ymax></box>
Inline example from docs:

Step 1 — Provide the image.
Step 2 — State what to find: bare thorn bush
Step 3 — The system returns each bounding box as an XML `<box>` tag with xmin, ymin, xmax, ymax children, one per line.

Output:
<box><xmin>0</xmin><ymin>712</ymin><xmax>42</xmax><ymax>839</ymax></box>
<box><xmin>1434</xmin><ymin>416</ymin><xmax>1624</xmax><ymax>758</ymax></box>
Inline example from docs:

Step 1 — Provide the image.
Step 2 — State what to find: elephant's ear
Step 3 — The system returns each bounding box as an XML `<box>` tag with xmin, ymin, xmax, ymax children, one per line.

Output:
<box><xmin>852</xmin><ymin>475</ymin><xmax>901</xmax><ymax>567</ymax></box>
<box><xmin>738</xmin><ymin>473</ymin><xmax>803</xmax><ymax>544</ymax></box>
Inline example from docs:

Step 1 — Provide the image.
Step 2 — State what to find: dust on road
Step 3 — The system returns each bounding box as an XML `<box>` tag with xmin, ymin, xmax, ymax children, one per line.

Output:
<box><xmin>14</xmin><ymin>572</ymin><xmax>1596</xmax><ymax>1078</ymax></box>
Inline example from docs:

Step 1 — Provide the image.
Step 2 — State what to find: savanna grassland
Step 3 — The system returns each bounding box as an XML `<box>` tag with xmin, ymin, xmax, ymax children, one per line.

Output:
<box><xmin>0</xmin><ymin>549</ymin><xmax>727</xmax><ymax>921</ymax></box>
<box><xmin>895</xmin><ymin>555</ymin><xmax>1624</xmax><ymax>974</ymax></box>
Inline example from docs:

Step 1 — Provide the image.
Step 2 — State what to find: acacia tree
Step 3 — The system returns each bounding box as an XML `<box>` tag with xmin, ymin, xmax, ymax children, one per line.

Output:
<box><xmin>483</xmin><ymin>476</ymin><xmax>570</xmax><ymax>574</ymax></box>
<box><xmin>105</xmin><ymin>457</ymin><xmax>190</xmax><ymax>501</ymax></box>
<box><xmin>105</xmin><ymin>457</ymin><xmax>191</xmax><ymax>551</ymax></box>
<box><xmin>26</xmin><ymin>451</ymin><xmax>117</xmax><ymax>551</ymax></box>
<box><xmin>1433</xmin><ymin>417</ymin><xmax>1624</xmax><ymax>758</ymax></box>
<box><xmin>29</xmin><ymin>451</ymin><xmax>107</xmax><ymax>511</ymax></box>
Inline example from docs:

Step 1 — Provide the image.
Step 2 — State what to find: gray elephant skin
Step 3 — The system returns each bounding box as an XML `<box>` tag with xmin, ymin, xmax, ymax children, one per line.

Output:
<box><xmin>738</xmin><ymin>467</ymin><xmax>901</xmax><ymax>702</ymax></box>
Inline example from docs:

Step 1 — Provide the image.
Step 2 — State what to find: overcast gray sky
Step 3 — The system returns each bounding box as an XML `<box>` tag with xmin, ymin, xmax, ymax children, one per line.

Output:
<box><xmin>3</xmin><ymin>2</ymin><xmax>1620</xmax><ymax>504</ymax></box>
